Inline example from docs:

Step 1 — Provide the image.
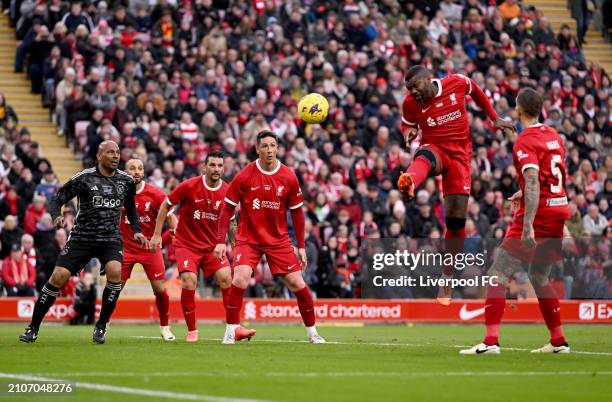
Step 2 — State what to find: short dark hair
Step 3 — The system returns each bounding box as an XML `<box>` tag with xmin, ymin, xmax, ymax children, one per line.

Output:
<box><xmin>256</xmin><ymin>130</ymin><xmax>278</xmax><ymax>145</ymax></box>
<box><xmin>517</xmin><ymin>88</ymin><xmax>543</xmax><ymax>118</ymax></box>
<box><xmin>405</xmin><ymin>65</ymin><xmax>430</xmax><ymax>84</ymax></box>
<box><xmin>205</xmin><ymin>151</ymin><xmax>224</xmax><ymax>163</ymax></box>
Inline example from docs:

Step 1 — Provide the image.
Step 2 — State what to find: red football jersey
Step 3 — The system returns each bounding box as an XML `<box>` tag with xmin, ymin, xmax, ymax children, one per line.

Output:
<box><xmin>167</xmin><ymin>175</ymin><xmax>229</xmax><ymax>251</ymax></box>
<box><xmin>402</xmin><ymin>74</ymin><xmax>476</xmax><ymax>144</ymax></box>
<box><xmin>513</xmin><ymin>123</ymin><xmax>570</xmax><ymax>222</ymax></box>
<box><xmin>120</xmin><ymin>182</ymin><xmax>166</xmax><ymax>253</ymax></box>
<box><xmin>224</xmin><ymin>160</ymin><xmax>303</xmax><ymax>247</ymax></box>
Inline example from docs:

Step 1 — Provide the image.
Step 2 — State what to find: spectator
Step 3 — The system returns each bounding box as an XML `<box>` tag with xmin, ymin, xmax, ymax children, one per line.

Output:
<box><xmin>583</xmin><ymin>203</ymin><xmax>609</xmax><ymax>236</ymax></box>
<box><xmin>70</xmin><ymin>272</ymin><xmax>97</xmax><ymax>325</ymax></box>
<box><xmin>2</xmin><ymin>243</ymin><xmax>36</xmax><ymax>296</ymax></box>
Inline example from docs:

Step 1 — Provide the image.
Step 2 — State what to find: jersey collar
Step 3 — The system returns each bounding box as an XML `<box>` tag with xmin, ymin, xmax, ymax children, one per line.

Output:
<box><xmin>256</xmin><ymin>159</ymin><xmax>281</xmax><ymax>175</ymax></box>
<box><xmin>135</xmin><ymin>181</ymin><xmax>146</xmax><ymax>194</ymax></box>
<box><xmin>431</xmin><ymin>78</ymin><xmax>443</xmax><ymax>98</ymax></box>
<box><xmin>528</xmin><ymin>123</ymin><xmax>543</xmax><ymax>128</ymax></box>
<box><xmin>202</xmin><ymin>175</ymin><xmax>222</xmax><ymax>191</ymax></box>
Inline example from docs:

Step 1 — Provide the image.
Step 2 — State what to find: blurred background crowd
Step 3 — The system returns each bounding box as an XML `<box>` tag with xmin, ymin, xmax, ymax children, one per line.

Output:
<box><xmin>0</xmin><ymin>0</ymin><xmax>609</xmax><ymax>302</ymax></box>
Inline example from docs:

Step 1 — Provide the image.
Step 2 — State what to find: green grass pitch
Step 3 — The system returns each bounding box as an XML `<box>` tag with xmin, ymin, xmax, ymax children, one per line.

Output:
<box><xmin>0</xmin><ymin>323</ymin><xmax>611</xmax><ymax>402</ymax></box>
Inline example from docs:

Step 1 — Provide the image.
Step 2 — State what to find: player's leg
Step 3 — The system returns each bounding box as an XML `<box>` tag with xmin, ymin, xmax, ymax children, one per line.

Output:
<box><xmin>281</xmin><ymin>271</ymin><xmax>325</xmax><ymax>343</ymax></box>
<box><xmin>528</xmin><ymin>262</ymin><xmax>570</xmax><ymax>353</ymax></box>
<box><xmin>175</xmin><ymin>247</ymin><xmax>204</xmax><ymax>342</ymax></box>
<box><xmin>212</xmin><ymin>265</ymin><xmax>256</xmax><ymax>341</ymax></box>
<box><xmin>460</xmin><ymin>250</ymin><xmax>522</xmax><ymax>354</ymax></box>
<box><xmin>20</xmin><ymin>240</ymin><xmax>90</xmax><ymax>342</ymax></box>
<box><xmin>142</xmin><ymin>250</ymin><xmax>174</xmax><ymax>341</ymax></box>
<box><xmin>223</xmin><ymin>264</ymin><xmax>255</xmax><ymax>344</ymax></box>
<box><xmin>19</xmin><ymin>266</ymin><xmax>72</xmax><ymax>342</ymax></box>
<box><xmin>437</xmin><ymin>193</ymin><xmax>469</xmax><ymax>306</ymax></box>
<box><xmin>397</xmin><ymin>145</ymin><xmax>441</xmax><ymax>203</ymax></box>
<box><xmin>93</xmin><ymin>259</ymin><xmax>122</xmax><ymax>344</ymax></box>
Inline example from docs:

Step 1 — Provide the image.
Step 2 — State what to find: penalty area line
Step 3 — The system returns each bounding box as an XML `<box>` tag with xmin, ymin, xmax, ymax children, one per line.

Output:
<box><xmin>0</xmin><ymin>373</ymin><xmax>277</xmax><ymax>402</ymax></box>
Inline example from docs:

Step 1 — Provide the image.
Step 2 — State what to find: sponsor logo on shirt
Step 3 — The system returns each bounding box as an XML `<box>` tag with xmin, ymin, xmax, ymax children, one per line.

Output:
<box><xmin>427</xmin><ymin>117</ymin><xmax>436</xmax><ymax>127</ymax></box>
<box><xmin>93</xmin><ymin>196</ymin><xmax>121</xmax><ymax>208</ymax></box>
<box><xmin>546</xmin><ymin>140</ymin><xmax>560</xmax><ymax>150</ymax></box>
<box><xmin>435</xmin><ymin>109</ymin><xmax>462</xmax><ymax>125</ymax></box>
<box><xmin>193</xmin><ymin>210</ymin><xmax>219</xmax><ymax>220</ymax></box>
<box><xmin>517</xmin><ymin>150</ymin><xmax>529</xmax><ymax>161</ymax></box>
<box><xmin>253</xmin><ymin>198</ymin><xmax>261</xmax><ymax>209</ymax></box>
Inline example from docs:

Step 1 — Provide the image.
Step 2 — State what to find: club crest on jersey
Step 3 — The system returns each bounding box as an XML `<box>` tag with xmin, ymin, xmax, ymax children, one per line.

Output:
<box><xmin>277</xmin><ymin>185</ymin><xmax>284</xmax><ymax>196</ymax></box>
<box><xmin>214</xmin><ymin>200</ymin><xmax>222</xmax><ymax>210</ymax></box>
<box><xmin>144</xmin><ymin>201</ymin><xmax>151</xmax><ymax>212</ymax></box>
<box><xmin>116</xmin><ymin>184</ymin><xmax>125</xmax><ymax>196</ymax></box>
<box><xmin>426</xmin><ymin>117</ymin><xmax>436</xmax><ymax>127</ymax></box>
<box><xmin>450</xmin><ymin>93</ymin><xmax>457</xmax><ymax>105</ymax></box>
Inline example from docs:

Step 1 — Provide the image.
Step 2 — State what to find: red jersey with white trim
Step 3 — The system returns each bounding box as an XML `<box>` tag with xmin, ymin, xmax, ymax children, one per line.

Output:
<box><xmin>167</xmin><ymin>176</ymin><xmax>229</xmax><ymax>251</ymax></box>
<box><xmin>513</xmin><ymin>123</ymin><xmax>570</xmax><ymax>221</ymax></box>
<box><xmin>401</xmin><ymin>74</ymin><xmax>477</xmax><ymax>144</ymax></box>
<box><xmin>120</xmin><ymin>182</ymin><xmax>166</xmax><ymax>253</ymax></box>
<box><xmin>224</xmin><ymin>160</ymin><xmax>303</xmax><ymax>247</ymax></box>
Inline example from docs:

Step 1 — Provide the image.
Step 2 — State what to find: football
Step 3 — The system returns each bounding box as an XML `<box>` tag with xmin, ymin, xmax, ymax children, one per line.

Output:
<box><xmin>298</xmin><ymin>92</ymin><xmax>329</xmax><ymax>124</ymax></box>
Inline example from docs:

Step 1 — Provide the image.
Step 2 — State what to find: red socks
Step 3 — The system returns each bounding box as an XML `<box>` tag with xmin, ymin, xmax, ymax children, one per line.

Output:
<box><xmin>221</xmin><ymin>287</ymin><xmax>229</xmax><ymax>309</ymax></box>
<box><xmin>295</xmin><ymin>286</ymin><xmax>316</xmax><ymax>327</ymax></box>
<box><xmin>155</xmin><ymin>290</ymin><xmax>170</xmax><ymax>327</ymax></box>
<box><xmin>226</xmin><ymin>284</ymin><xmax>245</xmax><ymax>325</ymax></box>
<box><xmin>406</xmin><ymin>156</ymin><xmax>432</xmax><ymax>189</ymax></box>
<box><xmin>483</xmin><ymin>282</ymin><xmax>506</xmax><ymax>346</ymax></box>
<box><xmin>535</xmin><ymin>283</ymin><xmax>566</xmax><ymax>346</ymax></box>
<box><xmin>181</xmin><ymin>288</ymin><xmax>196</xmax><ymax>332</ymax></box>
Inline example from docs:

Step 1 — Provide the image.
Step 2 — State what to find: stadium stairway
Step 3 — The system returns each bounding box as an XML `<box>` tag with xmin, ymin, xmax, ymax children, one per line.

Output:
<box><xmin>535</xmin><ymin>0</ymin><xmax>612</xmax><ymax>74</ymax></box>
<box><xmin>0</xmin><ymin>14</ymin><xmax>81</xmax><ymax>184</ymax></box>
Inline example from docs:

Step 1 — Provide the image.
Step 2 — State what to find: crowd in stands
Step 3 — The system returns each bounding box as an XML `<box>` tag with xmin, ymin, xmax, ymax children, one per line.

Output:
<box><xmin>0</xmin><ymin>0</ymin><xmax>610</xmax><ymax>301</ymax></box>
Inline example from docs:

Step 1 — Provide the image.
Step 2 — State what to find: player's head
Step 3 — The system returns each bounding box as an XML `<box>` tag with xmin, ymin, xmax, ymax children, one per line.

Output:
<box><xmin>203</xmin><ymin>151</ymin><xmax>224</xmax><ymax>182</ymax></box>
<box><xmin>516</xmin><ymin>88</ymin><xmax>543</xmax><ymax>121</ymax></box>
<box><xmin>256</xmin><ymin>130</ymin><xmax>279</xmax><ymax>165</ymax></box>
<box><xmin>97</xmin><ymin>140</ymin><xmax>120</xmax><ymax>172</ymax></box>
<box><xmin>125</xmin><ymin>158</ymin><xmax>144</xmax><ymax>184</ymax></box>
<box><xmin>405</xmin><ymin>65</ymin><xmax>435</xmax><ymax>103</ymax></box>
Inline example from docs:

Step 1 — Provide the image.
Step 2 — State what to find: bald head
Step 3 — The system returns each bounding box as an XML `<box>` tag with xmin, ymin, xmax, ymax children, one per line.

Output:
<box><xmin>98</xmin><ymin>140</ymin><xmax>119</xmax><ymax>154</ymax></box>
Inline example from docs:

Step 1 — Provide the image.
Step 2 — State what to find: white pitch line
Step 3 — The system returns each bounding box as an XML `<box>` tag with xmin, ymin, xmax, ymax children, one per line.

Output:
<box><xmin>127</xmin><ymin>336</ymin><xmax>612</xmax><ymax>355</ymax></box>
<box><xmin>17</xmin><ymin>371</ymin><xmax>612</xmax><ymax>378</ymax></box>
<box><xmin>0</xmin><ymin>373</ymin><xmax>276</xmax><ymax>402</ymax></box>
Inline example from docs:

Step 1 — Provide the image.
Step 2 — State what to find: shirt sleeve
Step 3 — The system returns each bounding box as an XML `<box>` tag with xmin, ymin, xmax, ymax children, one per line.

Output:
<box><xmin>514</xmin><ymin>136</ymin><xmax>540</xmax><ymax>174</ymax></box>
<box><xmin>401</xmin><ymin>96</ymin><xmax>417</xmax><ymax>129</ymax></box>
<box><xmin>224</xmin><ymin>174</ymin><xmax>242</xmax><ymax>207</ymax></box>
<box><xmin>166</xmin><ymin>181</ymin><xmax>186</xmax><ymax>206</ymax></box>
<box><xmin>287</xmin><ymin>172</ymin><xmax>304</xmax><ymax>210</ymax></box>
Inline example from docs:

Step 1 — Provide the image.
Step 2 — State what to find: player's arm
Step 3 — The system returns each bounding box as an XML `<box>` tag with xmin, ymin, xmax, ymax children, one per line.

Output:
<box><xmin>165</xmin><ymin>207</ymin><xmax>178</xmax><ymax>236</ymax></box>
<box><xmin>400</xmin><ymin>96</ymin><xmax>418</xmax><ymax>143</ymax></box>
<box><xmin>125</xmin><ymin>182</ymin><xmax>147</xmax><ymax>248</ymax></box>
<box><xmin>214</xmin><ymin>201</ymin><xmax>236</xmax><ymax>260</ymax></box>
<box><xmin>151</xmin><ymin>198</ymin><xmax>173</xmax><ymax>249</ymax></box>
<box><xmin>227</xmin><ymin>217</ymin><xmax>237</xmax><ymax>248</ymax></box>
<box><xmin>522</xmin><ymin>167</ymin><xmax>539</xmax><ymax>248</ymax></box>
<box><xmin>462</xmin><ymin>74</ymin><xmax>515</xmax><ymax>132</ymax></box>
<box><xmin>49</xmin><ymin>176</ymin><xmax>79</xmax><ymax>229</ymax></box>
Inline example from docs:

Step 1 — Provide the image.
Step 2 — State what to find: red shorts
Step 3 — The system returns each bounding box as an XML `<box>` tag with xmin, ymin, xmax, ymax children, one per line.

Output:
<box><xmin>422</xmin><ymin>143</ymin><xmax>471</xmax><ymax>196</ymax></box>
<box><xmin>121</xmin><ymin>249</ymin><xmax>166</xmax><ymax>281</ymax></box>
<box><xmin>233</xmin><ymin>241</ymin><xmax>301</xmax><ymax>275</ymax></box>
<box><xmin>175</xmin><ymin>246</ymin><xmax>230</xmax><ymax>278</ymax></box>
<box><xmin>501</xmin><ymin>217</ymin><xmax>565</xmax><ymax>264</ymax></box>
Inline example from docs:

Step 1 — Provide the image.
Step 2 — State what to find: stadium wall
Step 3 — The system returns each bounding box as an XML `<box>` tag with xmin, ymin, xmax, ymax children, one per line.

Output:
<box><xmin>1</xmin><ymin>298</ymin><xmax>611</xmax><ymax>324</ymax></box>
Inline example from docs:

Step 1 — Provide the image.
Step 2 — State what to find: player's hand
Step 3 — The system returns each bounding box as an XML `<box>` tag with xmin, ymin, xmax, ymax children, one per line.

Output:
<box><xmin>508</xmin><ymin>190</ymin><xmax>522</xmax><ymax>214</ymax></box>
<box><xmin>150</xmin><ymin>233</ymin><xmax>162</xmax><ymax>250</ymax></box>
<box><xmin>134</xmin><ymin>232</ymin><xmax>149</xmax><ymax>249</ymax></box>
<box><xmin>521</xmin><ymin>225</ymin><xmax>536</xmax><ymax>249</ymax></box>
<box><xmin>494</xmin><ymin>118</ymin><xmax>516</xmax><ymax>133</ymax></box>
<box><xmin>214</xmin><ymin>243</ymin><xmax>227</xmax><ymax>261</ymax></box>
<box><xmin>54</xmin><ymin>216</ymin><xmax>65</xmax><ymax>229</ymax></box>
<box><xmin>298</xmin><ymin>248</ymin><xmax>307</xmax><ymax>268</ymax></box>
<box><xmin>403</xmin><ymin>127</ymin><xmax>418</xmax><ymax>144</ymax></box>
